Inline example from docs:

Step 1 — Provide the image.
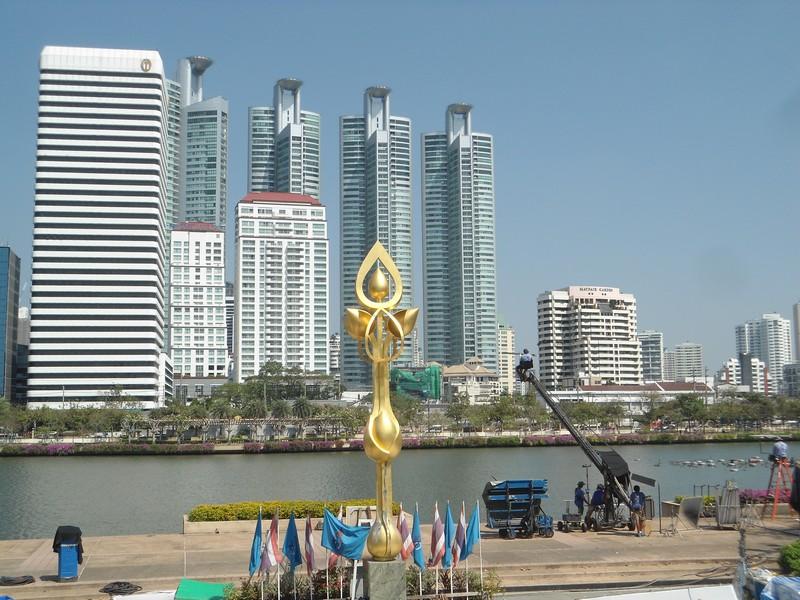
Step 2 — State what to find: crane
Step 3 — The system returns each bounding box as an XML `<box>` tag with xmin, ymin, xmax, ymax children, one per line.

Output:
<box><xmin>520</xmin><ymin>368</ymin><xmax>634</xmax><ymax>529</ymax></box>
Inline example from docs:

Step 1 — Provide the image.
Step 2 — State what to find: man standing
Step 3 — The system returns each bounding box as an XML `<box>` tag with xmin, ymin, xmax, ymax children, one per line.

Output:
<box><xmin>584</xmin><ymin>484</ymin><xmax>606</xmax><ymax>529</ymax></box>
<box><xmin>630</xmin><ymin>485</ymin><xmax>646</xmax><ymax>537</ymax></box>
<box><xmin>574</xmin><ymin>481</ymin><xmax>589</xmax><ymax>517</ymax></box>
<box><xmin>516</xmin><ymin>348</ymin><xmax>534</xmax><ymax>380</ymax></box>
<box><xmin>773</xmin><ymin>438</ymin><xmax>789</xmax><ymax>463</ymax></box>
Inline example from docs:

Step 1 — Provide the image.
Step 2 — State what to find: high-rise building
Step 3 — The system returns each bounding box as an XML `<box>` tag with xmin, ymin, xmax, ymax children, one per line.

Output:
<box><xmin>496</xmin><ymin>321</ymin><xmax>516</xmax><ymax>394</ymax></box>
<box><xmin>340</xmin><ymin>87</ymin><xmax>412</xmax><ymax>388</ymax></box>
<box><xmin>673</xmin><ymin>342</ymin><xmax>704</xmax><ymax>381</ymax></box>
<box><xmin>169</xmin><ymin>223</ymin><xmax>227</xmax><ymax>380</ymax></box>
<box><xmin>164</xmin><ymin>79</ymin><xmax>182</xmax><ymax>231</ymax></box>
<box><xmin>225</xmin><ymin>281</ymin><xmax>235</xmax><ymax>358</ymax></box>
<box><xmin>735</xmin><ymin>314</ymin><xmax>793</xmax><ymax>394</ymax></box>
<box><xmin>0</xmin><ymin>247</ymin><xmax>20</xmax><ymax>402</ymax></box>
<box><xmin>783</xmin><ymin>363</ymin><xmax>800</xmax><ymax>398</ymax></box>
<box><xmin>329</xmin><ymin>333</ymin><xmax>341</xmax><ymax>380</ymax></box>
<box><xmin>411</xmin><ymin>330</ymin><xmax>423</xmax><ymax>368</ymax></box>
<box><xmin>28</xmin><ymin>46</ymin><xmax>169</xmax><ymax>407</ymax></box>
<box><xmin>537</xmin><ymin>286</ymin><xmax>642</xmax><ymax>389</ymax></box>
<box><xmin>14</xmin><ymin>306</ymin><xmax>29</xmax><ymax>404</ymax></box>
<box><xmin>176</xmin><ymin>57</ymin><xmax>228</xmax><ymax>229</ymax></box>
<box><xmin>718</xmin><ymin>354</ymin><xmax>768</xmax><ymax>394</ymax></box>
<box><xmin>235</xmin><ymin>192</ymin><xmax>329</xmax><ymax>382</ymax></box>
<box><xmin>792</xmin><ymin>302</ymin><xmax>800</xmax><ymax>362</ymax></box>
<box><xmin>423</xmin><ymin>104</ymin><xmax>497</xmax><ymax>371</ymax></box>
<box><xmin>247</xmin><ymin>79</ymin><xmax>320</xmax><ymax>199</ymax></box>
<box><xmin>639</xmin><ymin>330</ymin><xmax>664</xmax><ymax>382</ymax></box>
<box><xmin>663</xmin><ymin>349</ymin><xmax>676</xmax><ymax>381</ymax></box>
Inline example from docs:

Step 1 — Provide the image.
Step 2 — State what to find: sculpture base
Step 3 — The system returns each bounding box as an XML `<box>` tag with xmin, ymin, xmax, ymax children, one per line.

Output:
<box><xmin>364</xmin><ymin>559</ymin><xmax>407</xmax><ymax>600</ymax></box>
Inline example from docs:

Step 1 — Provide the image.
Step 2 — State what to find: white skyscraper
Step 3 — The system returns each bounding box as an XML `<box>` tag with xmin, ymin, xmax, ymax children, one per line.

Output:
<box><xmin>718</xmin><ymin>354</ymin><xmax>768</xmax><ymax>394</ymax></box>
<box><xmin>169</xmin><ymin>223</ymin><xmax>227</xmax><ymax>380</ymax></box>
<box><xmin>423</xmin><ymin>104</ymin><xmax>497</xmax><ymax>371</ymax></box>
<box><xmin>639</xmin><ymin>330</ymin><xmax>664</xmax><ymax>382</ymax></box>
<box><xmin>793</xmin><ymin>302</ymin><xmax>800</xmax><ymax>362</ymax></box>
<box><xmin>673</xmin><ymin>342</ymin><xmax>704</xmax><ymax>381</ymax></box>
<box><xmin>329</xmin><ymin>333</ymin><xmax>341</xmax><ymax>379</ymax></box>
<box><xmin>340</xmin><ymin>87</ymin><xmax>412</xmax><ymax>389</ymax></box>
<box><xmin>175</xmin><ymin>57</ymin><xmax>228</xmax><ymax>229</ymax></box>
<box><xmin>663</xmin><ymin>349</ymin><xmax>676</xmax><ymax>381</ymax></box>
<box><xmin>28</xmin><ymin>46</ymin><xmax>169</xmax><ymax>407</ymax></box>
<box><xmin>235</xmin><ymin>192</ymin><xmax>329</xmax><ymax>382</ymax></box>
<box><xmin>496</xmin><ymin>321</ymin><xmax>517</xmax><ymax>394</ymax></box>
<box><xmin>735</xmin><ymin>313</ymin><xmax>793</xmax><ymax>394</ymax></box>
<box><xmin>247</xmin><ymin>79</ymin><xmax>320</xmax><ymax>199</ymax></box>
<box><xmin>537</xmin><ymin>286</ymin><xmax>642</xmax><ymax>389</ymax></box>
<box><xmin>164</xmin><ymin>79</ymin><xmax>182</xmax><ymax>231</ymax></box>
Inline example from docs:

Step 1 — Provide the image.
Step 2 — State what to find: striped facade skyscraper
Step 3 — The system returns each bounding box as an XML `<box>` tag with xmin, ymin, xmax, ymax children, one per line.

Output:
<box><xmin>340</xmin><ymin>87</ymin><xmax>413</xmax><ymax>389</ymax></box>
<box><xmin>28</xmin><ymin>46</ymin><xmax>170</xmax><ymax>407</ymax></box>
<box><xmin>422</xmin><ymin>104</ymin><xmax>497</xmax><ymax>371</ymax></box>
<box><xmin>247</xmin><ymin>79</ymin><xmax>320</xmax><ymax>199</ymax></box>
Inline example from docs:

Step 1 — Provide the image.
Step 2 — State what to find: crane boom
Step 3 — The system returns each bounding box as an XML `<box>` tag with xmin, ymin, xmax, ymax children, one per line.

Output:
<box><xmin>521</xmin><ymin>370</ymin><xmax>633</xmax><ymax>510</ymax></box>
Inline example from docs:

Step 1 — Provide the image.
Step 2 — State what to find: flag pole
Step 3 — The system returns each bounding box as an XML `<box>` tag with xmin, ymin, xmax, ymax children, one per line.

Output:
<box><xmin>449</xmin><ymin>563</ymin><xmax>454</xmax><ymax>598</ymax></box>
<box><xmin>293</xmin><ymin>571</ymin><xmax>297</xmax><ymax>600</ymax></box>
<box><xmin>477</xmin><ymin>500</ymin><xmax>484</xmax><ymax>593</ymax></box>
<box><xmin>465</xmin><ymin>557</ymin><xmax>469</xmax><ymax>597</ymax></box>
<box><xmin>325</xmin><ymin>549</ymin><xmax>330</xmax><ymax>600</ymax></box>
<box><xmin>277</xmin><ymin>564</ymin><xmax>281</xmax><ymax>600</ymax></box>
<box><xmin>435</xmin><ymin>564</ymin><xmax>439</xmax><ymax>596</ymax></box>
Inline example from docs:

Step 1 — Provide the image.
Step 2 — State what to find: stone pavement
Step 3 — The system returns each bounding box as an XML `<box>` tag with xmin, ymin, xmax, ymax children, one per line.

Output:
<box><xmin>0</xmin><ymin>518</ymin><xmax>794</xmax><ymax>599</ymax></box>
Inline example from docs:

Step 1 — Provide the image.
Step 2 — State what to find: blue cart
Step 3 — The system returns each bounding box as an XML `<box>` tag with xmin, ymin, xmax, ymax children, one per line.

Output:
<box><xmin>482</xmin><ymin>479</ymin><xmax>554</xmax><ymax>539</ymax></box>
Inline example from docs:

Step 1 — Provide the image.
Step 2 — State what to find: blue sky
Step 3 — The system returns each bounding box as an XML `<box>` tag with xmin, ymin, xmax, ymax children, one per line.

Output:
<box><xmin>1</xmin><ymin>0</ymin><xmax>799</xmax><ymax>371</ymax></box>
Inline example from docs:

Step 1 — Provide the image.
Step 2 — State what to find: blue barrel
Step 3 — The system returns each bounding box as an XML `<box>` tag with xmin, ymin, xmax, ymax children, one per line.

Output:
<box><xmin>58</xmin><ymin>543</ymin><xmax>79</xmax><ymax>581</ymax></box>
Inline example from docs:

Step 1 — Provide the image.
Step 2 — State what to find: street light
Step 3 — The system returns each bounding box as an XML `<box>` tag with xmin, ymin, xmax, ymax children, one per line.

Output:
<box><xmin>582</xmin><ymin>463</ymin><xmax>591</xmax><ymax>488</ymax></box>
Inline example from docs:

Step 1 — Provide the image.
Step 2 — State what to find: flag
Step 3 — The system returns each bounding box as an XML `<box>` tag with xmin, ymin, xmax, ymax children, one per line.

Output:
<box><xmin>442</xmin><ymin>501</ymin><xmax>456</xmax><ymax>568</ymax></box>
<box><xmin>260</xmin><ymin>513</ymin><xmax>283</xmax><ymax>573</ymax></box>
<box><xmin>461</xmin><ymin>501</ymin><xmax>480</xmax><ymax>561</ymax></box>
<box><xmin>411</xmin><ymin>503</ymin><xmax>426</xmax><ymax>571</ymax></box>
<box><xmin>282</xmin><ymin>512</ymin><xmax>303</xmax><ymax>572</ymax></box>
<box><xmin>429</xmin><ymin>502</ymin><xmax>445</xmax><ymax>567</ymax></box>
<box><xmin>327</xmin><ymin>505</ymin><xmax>343</xmax><ymax>569</ymax></box>
<box><xmin>249</xmin><ymin>507</ymin><xmax>263</xmax><ymax>577</ymax></box>
<box><xmin>397</xmin><ymin>504</ymin><xmax>413</xmax><ymax>560</ymax></box>
<box><xmin>321</xmin><ymin>508</ymin><xmax>370</xmax><ymax>560</ymax></box>
<box><xmin>304</xmin><ymin>515</ymin><xmax>315</xmax><ymax>578</ymax></box>
<box><xmin>452</xmin><ymin>501</ymin><xmax>466</xmax><ymax>567</ymax></box>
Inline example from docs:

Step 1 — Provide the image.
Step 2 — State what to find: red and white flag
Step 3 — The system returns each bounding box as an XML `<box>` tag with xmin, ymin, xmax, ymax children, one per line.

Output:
<box><xmin>304</xmin><ymin>515</ymin><xmax>315</xmax><ymax>578</ymax></box>
<box><xmin>452</xmin><ymin>501</ymin><xmax>467</xmax><ymax>568</ymax></box>
<box><xmin>259</xmin><ymin>513</ymin><xmax>283</xmax><ymax>574</ymax></box>
<box><xmin>429</xmin><ymin>502</ymin><xmax>445</xmax><ymax>567</ymax></box>
<box><xmin>397</xmin><ymin>504</ymin><xmax>413</xmax><ymax>560</ymax></box>
<box><xmin>327</xmin><ymin>505</ymin><xmax>343</xmax><ymax>569</ymax></box>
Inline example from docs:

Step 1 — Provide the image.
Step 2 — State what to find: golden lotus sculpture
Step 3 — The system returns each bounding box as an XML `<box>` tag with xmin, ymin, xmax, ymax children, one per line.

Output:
<box><xmin>344</xmin><ymin>241</ymin><xmax>418</xmax><ymax>561</ymax></box>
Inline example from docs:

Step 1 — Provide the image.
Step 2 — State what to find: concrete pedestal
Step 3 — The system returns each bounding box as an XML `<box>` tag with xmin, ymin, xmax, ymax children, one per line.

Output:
<box><xmin>364</xmin><ymin>559</ymin><xmax>406</xmax><ymax>600</ymax></box>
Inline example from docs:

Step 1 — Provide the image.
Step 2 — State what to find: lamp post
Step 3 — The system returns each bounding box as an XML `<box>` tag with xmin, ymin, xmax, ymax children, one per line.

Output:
<box><xmin>344</xmin><ymin>241</ymin><xmax>418</xmax><ymax>561</ymax></box>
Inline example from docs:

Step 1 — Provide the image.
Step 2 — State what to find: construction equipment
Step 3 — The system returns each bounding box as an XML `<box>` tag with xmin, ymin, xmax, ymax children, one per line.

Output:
<box><xmin>482</xmin><ymin>479</ymin><xmax>555</xmax><ymax>538</ymax></box>
<box><xmin>519</xmin><ymin>369</ymin><xmax>635</xmax><ymax>530</ymax></box>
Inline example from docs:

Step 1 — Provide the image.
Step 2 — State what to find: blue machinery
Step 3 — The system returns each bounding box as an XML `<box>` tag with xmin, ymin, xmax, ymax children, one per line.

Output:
<box><xmin>482</xmin><ymin>479</ymin><xmax>555</xmax><ymax>538</ymax></box>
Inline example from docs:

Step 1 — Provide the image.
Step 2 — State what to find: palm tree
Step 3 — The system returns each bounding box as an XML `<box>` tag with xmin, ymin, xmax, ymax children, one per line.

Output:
<box><xmin>270</xmin><ymin>398</ymin><xmax>290</xmax><ymax>419</ymax></box>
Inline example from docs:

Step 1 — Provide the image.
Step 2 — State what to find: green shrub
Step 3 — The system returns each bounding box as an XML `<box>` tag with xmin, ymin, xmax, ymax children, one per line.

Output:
<box><xmin>780</xmin><ymin>540</ymin><xmax>800</xmax><ymax>575</ymax></box>
<box><xmin>188</xmin><ymin>498</ymin><xmax>400</xmax><ymax>522</ymax></box>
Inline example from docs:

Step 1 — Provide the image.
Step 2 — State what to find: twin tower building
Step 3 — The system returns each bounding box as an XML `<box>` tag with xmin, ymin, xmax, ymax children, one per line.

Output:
<box><xmin>27</xmin><ymin>46</ymin><xmax>498</xmax><ymax>407</ymax></box>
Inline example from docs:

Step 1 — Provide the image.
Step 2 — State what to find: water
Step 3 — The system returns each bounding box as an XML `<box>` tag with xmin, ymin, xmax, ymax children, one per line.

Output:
<box><xmin>0</xmin><ymin>442</ymin><xmax>774</xmax><ymax>540</ymax></box>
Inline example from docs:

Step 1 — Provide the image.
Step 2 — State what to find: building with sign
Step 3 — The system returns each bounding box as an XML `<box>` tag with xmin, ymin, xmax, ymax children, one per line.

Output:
<box><xmin>537</xmin><ymin>286</ymin><xmax>643</xmax><ymax>390</ymax></box>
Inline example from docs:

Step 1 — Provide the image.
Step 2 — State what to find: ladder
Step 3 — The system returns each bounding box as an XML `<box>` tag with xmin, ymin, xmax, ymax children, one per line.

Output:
<box><xmin>766</xmin><ymin>458</ymin><xmax>793</xmax><ymax>519</ymax></box>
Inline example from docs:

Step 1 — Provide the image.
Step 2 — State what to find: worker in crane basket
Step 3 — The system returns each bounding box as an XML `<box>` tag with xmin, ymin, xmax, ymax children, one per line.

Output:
<box><xmin>516</xmin><ymin>348</ymin><xmax>534</xmax><ymax>380</ymax></box>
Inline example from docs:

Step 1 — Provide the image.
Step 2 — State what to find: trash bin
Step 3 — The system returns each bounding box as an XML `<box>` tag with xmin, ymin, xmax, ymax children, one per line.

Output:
<box><xmin>58</xmin><ymin>543</ymin><xmax>79</xmax><ymax>581</ymax></box>
<box><xmin>52</xmin><ymin>525</ymin><xmax>83</xmax><ymax>582</ymax></box>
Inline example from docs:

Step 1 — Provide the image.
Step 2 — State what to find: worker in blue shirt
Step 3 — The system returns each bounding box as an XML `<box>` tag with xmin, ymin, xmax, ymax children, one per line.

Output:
<box><xmin>772</xmin><ymin>438</ymin><xmax>789</xmax><ymax>463</ymax></box>
<box><xmin>630</xmin><ymin>485</ymin><xmax>647</xmax><ymax>537</ymax></box>
<box><xmin>584</xmin><ymin>484</ymin><xmax>606</xmax><ymax>528</ymax></box>
<box><xmin>516</xmin><ymin>349</ymin><xmax>534</xmax><ymax>380</ymax></box>
<box><xmin>574</xmin><ymin>481</ymin><xmax>589</xmax><ymax>517</ymax></box>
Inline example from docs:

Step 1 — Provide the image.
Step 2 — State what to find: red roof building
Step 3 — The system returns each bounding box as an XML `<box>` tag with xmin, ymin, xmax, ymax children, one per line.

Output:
<box><xmin>239</xmin><ymin>191</ymin><xmax>321</xmax><ymax>206</ymax></box>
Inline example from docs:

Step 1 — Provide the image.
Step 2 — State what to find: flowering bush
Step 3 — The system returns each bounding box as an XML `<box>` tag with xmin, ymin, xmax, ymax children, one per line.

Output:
<box><xmin>188</xmin><ymin>498</ymin><xmax>398</xmax><ymax>521</ymax></box>
<box><xmin>740</xmin><ymin>488</ymin><xmax>791</xmax><ymax>503</ymax></box>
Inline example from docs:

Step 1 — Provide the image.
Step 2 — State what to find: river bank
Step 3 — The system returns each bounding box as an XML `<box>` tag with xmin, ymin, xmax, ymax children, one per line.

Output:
<box><xmin>1</xmin><ymin>430</ymin><xmax>796</xmax><ymax>457</ymax></box>
<box><xmin>0</xmin><ymin>515</ymin><xmax>790</xmax><ymax>600</ymax></box>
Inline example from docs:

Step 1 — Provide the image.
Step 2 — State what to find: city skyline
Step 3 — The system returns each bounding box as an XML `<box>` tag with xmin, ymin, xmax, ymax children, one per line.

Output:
<box><xmin>2</xmin><ymin>2</ymin><xmax>800</xmax><ymax>372</ymax></box>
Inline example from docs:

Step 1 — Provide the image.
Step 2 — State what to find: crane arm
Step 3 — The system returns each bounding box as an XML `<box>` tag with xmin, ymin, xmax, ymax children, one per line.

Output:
<box><xmin>522</xmin><ymin>370</ymin><xmax>632</xmax><ymax>509</ymax></box>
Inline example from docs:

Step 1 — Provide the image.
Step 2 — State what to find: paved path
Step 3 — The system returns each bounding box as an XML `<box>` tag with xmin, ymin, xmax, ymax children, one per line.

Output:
<box><xmin>0</xmin><ymin>518</ymin><xmax>795</xmax><ymax>599</ymax></box>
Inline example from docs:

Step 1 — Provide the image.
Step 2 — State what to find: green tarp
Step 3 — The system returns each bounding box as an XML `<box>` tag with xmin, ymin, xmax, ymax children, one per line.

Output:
<box><xmin>175</xmin><ymin>578</ymin><xmax>229</xmax><ymax>600</ymax></box>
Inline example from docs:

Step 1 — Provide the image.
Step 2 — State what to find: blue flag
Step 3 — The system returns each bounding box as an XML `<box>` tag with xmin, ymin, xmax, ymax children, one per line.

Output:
<box><xmin>461</xmin><ymin>501</ymin><xmax>480</xmax><ymax>561</ymax></box>
<box><xmin>282</xmin><ymin>512</ymin><xmax>303</xmax><ymax>572</ymax></box>
<box><xmin>411</xmin><ymin>503</ymin><xmax>425</xmax><ymax>571</ymax></box>
<box><xmin>442</xmin><ymin>502</ymin><xmax>456</xmax><ymax>568</ymax></box>
<box><xmin>249</xmin><ymin>507</ymin><xmax>263</xmax><ymax>576</ymax></box>
<box><xmin>321</xmin><ymin>508</ymin><xmax>370</xmax><ymax>560</ymax></box>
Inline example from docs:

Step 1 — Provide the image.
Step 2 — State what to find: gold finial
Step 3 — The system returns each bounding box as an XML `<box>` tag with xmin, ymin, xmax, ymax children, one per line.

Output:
<box><xmin>344</xmin><ymin>241</ymin><xmax>418</xmax><ymax>561</ymax></box>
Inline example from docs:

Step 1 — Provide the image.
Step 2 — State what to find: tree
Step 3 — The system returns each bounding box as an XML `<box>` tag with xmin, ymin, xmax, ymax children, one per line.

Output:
<box><xmin>270</xmin><ymin>398</ymin><xmax>290</xmax><ymax>419</ymax></box>
<box><xmin>444</xmin><ymin>393</ymin><xmax>470</xmax><ymax>430</ymax></box>
<box><xmin>675</xmin><ymin>394</ymin><xmax>706</xmax><ymax>431</ymax></box>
